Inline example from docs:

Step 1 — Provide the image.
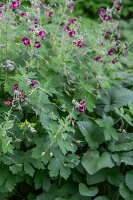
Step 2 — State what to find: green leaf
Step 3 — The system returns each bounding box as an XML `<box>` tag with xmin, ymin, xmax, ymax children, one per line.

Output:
<box><xmin>97</xmin><ymin>87</ymin><xmax>133</xmax><ymax>115</ymax></box>
<box><xmin>108</xmin><ymin>133</ymin><xmax>133</xmax><ymax>152</ymax></box>
<box><xmin>94</xmin><ymin>197</ymin><xmax>109</xmax><ymax>200</ymax></box>
<box><xmin>119</xmin><ymin>182</ymin><xmax>133</xmax><ymax>200</ymax></box>
<box><xmin>125</xmin><ymin>170</ymin><xmax>133</xmax><ymax>192</ymax></box>
<box><xmin>87</xmin><ymin>169</ymin><xmax>108</xmax><ymax>185</ymax></box>
<box><xmin>81</xmin><ymin>151</ymin><xmax>114</xmax><ymax>175</ymax></box>
<box><xmin>96</xmin><ymin>115</ymin><xmax>118</xmax><ymax>141</ymax></box>
<box><xmin>79</xmin><ymin>183</ymin><xmax>98</xmax><ymax>197</ymax></box>
<box><xmin>107</xmin><ymin>168</ymin><xmax>124</xmax><ymax>187</ymax></box>
<box><xmin>77</xmin><ymin>121</ymin><xmax>104</xmax><ymax>149</ymax></box>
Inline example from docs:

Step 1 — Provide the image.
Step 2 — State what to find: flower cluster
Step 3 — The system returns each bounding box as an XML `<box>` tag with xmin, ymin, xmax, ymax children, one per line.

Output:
<box><xmin>78</xmin><ymin>99</ymin><xmax>86</xmax><ymax>113</ymax></box>
<box><xmin>65</xmin><ymin>18</ymin><xmax>84</xmax><ymax>48</ymax></box>
<box><xmin>10</xmin><ymin>0</ymin><xmax>20</xmax><ymax>9</ymax></box>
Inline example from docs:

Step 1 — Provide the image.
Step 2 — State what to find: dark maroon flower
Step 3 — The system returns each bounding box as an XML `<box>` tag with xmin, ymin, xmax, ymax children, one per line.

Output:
<box><xmin>48</xmin><ymin>12</ymin><xmax>53</xmax><ymax>17</ymax></box>
<box><xmin>77</xmin><ymin>40</ymin><xmax>84</xmax><ymax>48</ymax></box>
<box><xmin>34</xmin><ymin>41</ymin><xmax>41</xmax><ymax>48</ymax></box>
<box><xmin>38</xmin><ymin>30</ymin><xmax>46</xmax><ymax>40</ymax></box>
<box><xmin>116</xmin><ymin>40</ymin><xmax>120</xmax><ymax>46</ymax></box>
<box><xmin>0</xmin><ymin>3</ymin><xmax>4</xmax><ymax>7</ymax></box>
<box><xmin>21</xmin><ymin>12</ymin><xmax>26</xmax><ymax>17</ymax></box>
<box><xmin>78</xmin><ymin>105</ymin><xmax>86</xmax><ymax>113</ymax></box>
<box><xmin>30</xmin><ymin>81</ymin><xmax>38</xmax><ymax>87</ymax></box>
<box><xmin>98</xmin><ymin>8</ymin><xmax>105</xmax><ymax>16</ymax></box>
<box><xmin>103</xmin><ymin>14</ymin><xmax>111</xmax><ymax>21</ymax></box>
<box><xmin>108</xmin><ymin>49</ymin><xmax>115</xmax><ymax>56</ymax></box>
<box><xmin>112</xmin><ymin>57</ymin><xmax>118</xmax><ymax>64</ymax></box>
<box><xmin>69</xmin><ymin>30</ymin><xmax>76</xmax><ymax>37</ymax></box>
<box><xmin>10</xmin><ymin>0</ymin><xmax>20</xmax><ymax>9</ymax></box>
<box><xmin>22</xmin><ymin>37</ymin><xmax>30</xmax><ymax>46</ymax></box>
<box><xmin>71</xmin><ymin>18</ymin><xmax>77</xmax><ymax>24</ymax></box>
<box><xmin>80</xmin><ymin>99</ymin><xmax>85</xmax><ymax>105</ymax></box>
<box><xmin>95</xmin><ymin>56</ymin><xmax>102</xmax><ymax>62</ymax></box>
<box><xmin>13</xmin><ymin>83</ymin><xmax>18</xmax><ymax>90</ymax></box>
<box><xmin>64</xmin><ymin>26</ymin><xmax>70</xmax><ymax>31</ymax></box>
<box><xmin>6</xmin><ymin>98</ymin><xmax>13</xmax><ymax>107</ymax></box>
<box><xmin>34</xmin><ymin>18</ymin><xmax>38</xmax><ymax>24</ymax></box>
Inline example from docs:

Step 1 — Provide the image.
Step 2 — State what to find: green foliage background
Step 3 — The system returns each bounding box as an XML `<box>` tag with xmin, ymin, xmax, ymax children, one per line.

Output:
<box><xmin>0</xmin><ymin>0</ymin><xmax>133</xmax><ymax>200</ymax></box>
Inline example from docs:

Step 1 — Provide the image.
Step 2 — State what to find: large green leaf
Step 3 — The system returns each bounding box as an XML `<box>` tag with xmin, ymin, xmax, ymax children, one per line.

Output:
<box><xmin>77</xmin><ymin>121</ymin><xmax>104</xmax><ymax>149</ymax></box>
<box><xmin>107</xmin><ymin>168</ymin><xmax>124</xmax><ymax>187</ymax></box>
<box><xmin>96</xmin><ymin>87</ymin><xmax>133</xmax><ymax>116</ymax></box>
<box><xmin>81</xmin><ymin>151</ymin><xmax>114</xmax><ymax>175</ymax></box>
<box><xmin>79</xmin><ymin>183</ymin><xmax>98</xmax><ymax>197</ymax></box>
<box><xmin>87</xmin><ymin>169</ymin><xmax>108</xmax><ymax>185</ymax></box>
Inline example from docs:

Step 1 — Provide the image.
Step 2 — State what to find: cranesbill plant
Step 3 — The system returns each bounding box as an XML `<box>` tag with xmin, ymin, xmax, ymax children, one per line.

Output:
<box><xmin>0</xmin><ymin>0</ymin><xmax>133</xmax><ymax>199</ymax></box>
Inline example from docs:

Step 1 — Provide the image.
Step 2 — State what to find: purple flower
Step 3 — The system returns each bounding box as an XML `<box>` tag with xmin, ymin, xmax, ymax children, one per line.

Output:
<box><xmin>38</xmin><ymin>30</ymin><xmax>46</xmax><ymax>40</ymax></box>
<box><xmin>116</xmin><ymin>40</ymin><xmax>120</xmax><ymax>46</ymax></box>
<box><xmin>78</xmin><ymin>105</ymin><xmax>86</xmax><ymax>113</ymax></box>
<box><xmin>48</xmin><ymin>12</ymin><xmax>53</xmax><ymax>18</ymax></box>
<box><xmin>69</xmin><ymin>30</ymin><xmax>76</xmax><ymax>37</ymax></box>
<box><xmin>77</xmin><ymin>40</ymin><xmax>84</xmax><ymax>48</ymax></box>
<box><xmin>80</xmin><ymin>99</ymin><xmax>85</xmax><ymax>105</ymax></box>
<box><xmin>22</xmin><ymin>37</ymin><xmax>30</xmax><ymax>46</ymax></box>
<box><xmin>0</xmin><ymin>3</ymin><xmax>4</xmax><ymax>7</ymax></box>
<box><xmin>71</xmin><ymin>18</ymin><xmax>77</xmax><ymax>24</ymax></box>
<box><xmin>34</xmin><ymin>41</ymin><xmax>41</xmax><ymax>48</ymax></box>
<box><xmin>103</xmin><ymin>14</ymin><xmax>111</xmax><ymax>21</ymax></box>
<box><xmin>34</xmin><ymin>18</ymin><xmax>38</xmax><ymax>24</ymax></box>
<box><xmin>6</xmin><ymin>98</ymin><xmax>13</xmax><ymax>107</ymax></box>
<box><xmin>108</xmin><ymin>49</ymin><xmax>115</xmax><ymax>56</ymax></box>
<box><xmin>30</xmin><ymin>81</ymin><xmax>38</xmax><ymax>87</ymax></box>
<box><xmin>64</xmin><ymin>26</ymin><xmax>70</xmax><ymax>31</ymax></box>
<box><xmin>13</xmin><ymin>83</ymin><xmax>18</xmax><ymax>90</ymax></box>
<box><xmin>10</xmin><ymin>0</ymin><xmax>20</xmax><ymax>9</ymax></box>
<box><xmin>112</xmin><ymin>57</ymin><xmax>118</xmax><ymax>64</ymax></box>
<box><xmin>21</xmin><ymin>12</ymin><xmax>26</xmax><ymax>17</ymax></box>
<box><xmin>95</xmin><ymin>56</ymin><xmax>102</xmax><ymax>62</ymax></box>
<box><xmin>41</xmin><ymin>0</ymin><xmax>45</xmax><ymax>3</ymax></box>
<box><xmin>98</xmin><ymin>8</ymin><xmax>105</xmax><ymax>16</ymax></box>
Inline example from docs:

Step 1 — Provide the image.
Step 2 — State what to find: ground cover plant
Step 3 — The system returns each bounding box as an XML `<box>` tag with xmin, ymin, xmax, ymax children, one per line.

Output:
<box><xmin>0</xmin><ymin>0</ymin><xmax>133</xmax><ymax>199</ymax></box>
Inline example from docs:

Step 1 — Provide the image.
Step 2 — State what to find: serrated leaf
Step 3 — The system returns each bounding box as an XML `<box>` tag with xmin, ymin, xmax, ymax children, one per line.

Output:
<box><xmin>119</xmin><ymin>182</ymin><xmax>133</xmax><ymax>200</ymax></box>
<box><xmin>108</xmin><ymin>133</ymin><xmax>133</xmax><ymax>152</ymax></box>
<box><xmin>125</xmin><ymin>170</ymin><xmax>133</xmax><ymax>192</ymax></box>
